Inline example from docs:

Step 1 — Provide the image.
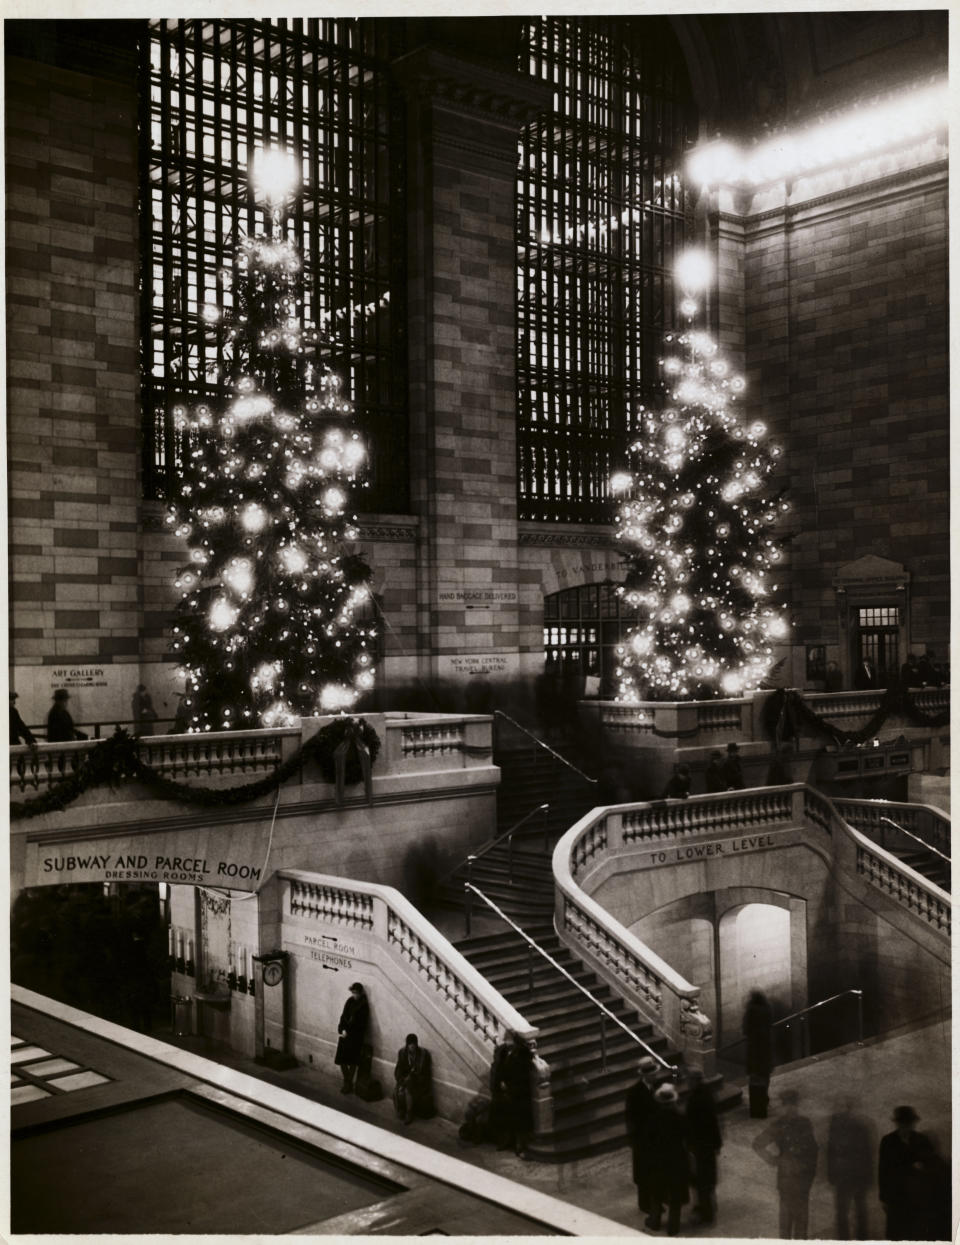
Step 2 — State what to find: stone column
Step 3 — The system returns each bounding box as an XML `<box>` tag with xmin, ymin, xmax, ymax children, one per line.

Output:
<box><xmin>392</xmin><ymin>48</ymin><xmax>551</xmax><ymax>689</ymax></box>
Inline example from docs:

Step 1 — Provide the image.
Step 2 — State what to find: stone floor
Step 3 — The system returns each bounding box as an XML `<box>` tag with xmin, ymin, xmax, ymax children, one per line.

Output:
<box><xmin>172</xmin><ymin>1014</ymin><xmax>952</xmax><ymax>1239</ymax></box>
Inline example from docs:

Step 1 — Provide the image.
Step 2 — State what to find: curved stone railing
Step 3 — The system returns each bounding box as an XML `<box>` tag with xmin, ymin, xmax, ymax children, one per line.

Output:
<box><xmin>9</xmin><ymin>713</ymin><xmax>494</xmax><ymax>796</ymax></box>
<box><xmin>281</xmin><ymin>869</ymin><xmax>535</xmax><ymax>1055</ymax></box>
<box><xmin>554</xmin><ymin>785</ymin><xmax>950</xmax><ymax>1069</ymax></box>
<box><xmin>832</xmin><ymin>797</ymin><xmax>951</xmax><ymax>860</ymax></box>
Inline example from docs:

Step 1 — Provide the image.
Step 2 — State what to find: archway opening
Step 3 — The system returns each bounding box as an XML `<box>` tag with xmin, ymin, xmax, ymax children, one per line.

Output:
<box><xmin>719</xmin><ymin>901</ymin><xmax>792</xmax><ymax>1055</ymax></box>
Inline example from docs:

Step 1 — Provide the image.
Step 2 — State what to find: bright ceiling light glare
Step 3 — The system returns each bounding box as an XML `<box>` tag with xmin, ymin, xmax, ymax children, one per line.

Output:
<box><xmin>686</xmin><ymin>139</ymin><xmax>740</xmax><ymax>187</ymax></box>
<box><xmin>675</xmin><ymin>248</ymin><xmax>713</xmax><ymax>292</ymax></box>
<box><xmin>250</xmin><ymin>147</ymin><xmax>300</xmax><ymax>207</ymax></box>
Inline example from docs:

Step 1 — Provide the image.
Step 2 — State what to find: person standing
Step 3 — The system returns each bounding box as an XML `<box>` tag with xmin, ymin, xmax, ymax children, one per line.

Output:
<box><xmin>742</xmin><ymin>989</ymin><xmax>774</xmax><ymax>1118</ymax></box>
<box><xmin>9</xmin><ymin>692</ymin><xmax>37</xmax><ymax>748</ymax></box>
<box><xmin>704</xmin><ymin>751</ymin><xmax>726</xmax><ymax>793</ymax></box>
<box><xmin>854</xmin><ymin>657</ymin><xmax>878</xmax><ymax>690</ymax></box>
<box><xmin>827</xmin><ymin>1095</ymin><xmax>874</xmax><ymax>1239</ymax></box>
<box><xmin>491</xmin><ymin>1031</ymin><xmax>534</xmax><ymax>1156</ymax></box>
<box><xmin>685</xmin><ymin>1067</ymin><xmax>723</xmax><ymax>1226</ymax></box>
<box><xmin>645</xmin><ymin>1082</ymin><xmax>690</xmax><ymax>1235</ymax></box>
<box><xmin>662</xmin><ymin>764</ymin><xmax>691</xmax><ymax>799</ymax></box>
<box><xmin>752</xmin><ymin>1087</ymin><xmax>819</xmax><ymax>1239</ymax></box>
<box><xmin>625</xmin><ymin>1054</ymin><xmax>660</xmax><ymax>1214</ymax></box>
<box><xmin>393</xmin><ymin>1033</ymin><xmax>434</xmax><ymax>1124</ymax></box>
<box><xmin>46</xmin><ymin>689</ymin><xmax>87</xmax><ymax>742</ymax></box>
<box><xmin>335</xmin><ymin>982</ymin><xmax>369</xmax><ymax>1094</ymax></box>
<box><xmin>878</xmin><ymin>1105</ymin><xmax>938</xmax><ymax>1240</ymax></box>
<box><xmin>720</xmin><ymin>741</ymin><xmax>745</xmax><ymax>790</ymax></box>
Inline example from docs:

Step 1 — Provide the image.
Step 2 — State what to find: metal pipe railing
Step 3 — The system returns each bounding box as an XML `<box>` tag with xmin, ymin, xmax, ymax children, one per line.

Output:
<box><xmin>494</xmin><ymin>710</ymin><xmax>597</xmax><ymax>785</ymax></box>
<box><xmin>465</xmin><ymin>882</ymin><xmax>677</xmax><ymax>1076</ymax></box>
<box><xmin>719</xmin><ymin>988</ymin><xmax>864</xmax><ymax>1060</ymax></box>
<box><xmin>879</xmin><ymin>816</ymin><xmax>951</xmax><ymax>865</ymax></box>
<box><xmin>461</xmin><ymin>804</ymin><xmax>551</xmax><ymax>937</ymax></box>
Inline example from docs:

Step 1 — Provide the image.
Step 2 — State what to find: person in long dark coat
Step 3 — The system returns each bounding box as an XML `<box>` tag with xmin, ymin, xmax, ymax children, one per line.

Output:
<box><xmin>827</xmin><ymin>1095</ymin><xmax>874</xmax><ymax>1240</ymax></box>
<box><xmin>335</xmin><ymin>982</ymin><xmax>369</xmax><ymax>1094</ymax></box>
<box><xmin>742</xmin><ymin>989</ymin><xmax>774</xmax><ymax>1118</ymax></box>
<box><xmin>46</xmin><ymin>688</ymin><xmax>87</xmax><ymax>742</ymax></box>
<box><xmin>685</xmin><ymin>1068</ymin><xmax>723</xmax><ymax>1226</ymax></box>
<box><xmin>9</xmin><ymin>692</ymin><xmax>36</xmax><ymax>747</ymax></box>
<box><xmin>720</xmin><ymin>742</ymin><xmax>745</xmax><ymax>790</ymax></box>
<box><xmin>491</xmin><ymin>1032</ymin><xmax>534</xmax><ymax>1156</ymax></box>
<box><xmin>393</xmin><ymin>1033</ymin><xmax>434</xmax><ymax>1124</ymax></box>
<box><xmin>625</xmin><ymin>1055</ymin><xmax>660</xmax><ymax>1213</ymax></box>
<box><xmin>704</xmin><ymin>751</ymin><xmax>726</xmax><ymax>793</ymax></box>
<box><xmin>878</xmin><ymin>1105</ymin><xmax>938</xmax><ymax>1240</ymax></box>
<box><xmin>646</xmin><ymin>1082</ymin><xmax>690</xmax><ymax>1235</ymax></box>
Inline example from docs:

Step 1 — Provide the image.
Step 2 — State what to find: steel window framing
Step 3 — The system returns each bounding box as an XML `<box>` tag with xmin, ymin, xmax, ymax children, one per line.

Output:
<box><xmin>517</xmin><ymin>16</ymin><xmax>694</xmax><ymax>524</ymax></box>
<box><xmin>141</xmin><ymin>18</ymin><xmax>408</xmax><ymax>511</ymax></box>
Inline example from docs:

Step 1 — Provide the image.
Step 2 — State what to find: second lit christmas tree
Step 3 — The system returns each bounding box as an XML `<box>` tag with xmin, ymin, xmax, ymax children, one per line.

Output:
<box><xmin>167</xmin><ymin>152</ymin><xmax>376</xmax><ymax>730</ymax></box>
<box><xmin>613</xmin><ymin>257</ymin><xmax>790</xmax><ymax>701</ymax></box>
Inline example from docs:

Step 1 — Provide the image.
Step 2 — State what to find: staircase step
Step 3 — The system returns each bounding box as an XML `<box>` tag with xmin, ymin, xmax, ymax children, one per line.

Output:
<box><xmin>455</xmin><ymin>924</ymin><xmax>555</xmax><ymax>956</ymax></box>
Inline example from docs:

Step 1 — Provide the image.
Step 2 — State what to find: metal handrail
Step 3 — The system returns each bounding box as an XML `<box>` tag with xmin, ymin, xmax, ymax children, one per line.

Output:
<box><xmin>719</xmin><ymin>988</ymin><xmax>864</xmax><ymax>1057</ymax></box>
<box><xmin>879</xmin><ymin>816</ymin><xmax>951</xmax><ymax>865</ymax></box>
<box><xmin>493</xmin><ymin>710</ymin><xmax>597</xmax><ymax>784</ymax></box>
<box><xmin>465</xmin><ymin>882</ymin><xmax>677</xmax><ymax>1076</ymax></box>
<box><xmin>470</xmin><ymin>803</ymin><xmax>551</xmax><ymax>869</ymax></box>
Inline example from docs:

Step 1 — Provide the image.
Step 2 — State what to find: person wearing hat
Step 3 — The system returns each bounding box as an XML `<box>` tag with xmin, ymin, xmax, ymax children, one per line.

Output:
<box><xmin>46</xmin><ymin>688</ymin><xmax>87</xmax><ymax>742</ymax></box>
<box><xmin>334</xmin><ymin>982</ymin><xmax>369</xmax><ymax>1094</ymax></box>
<box><xmin>752</xmin><ymin>1086</ymin><xmax>818</xmax><ymax>1239</ymax></box>
<box><xmin>878</xmin><ymin>1105</ymin><xmax>937</xmax><ymax>1240</ymax></box>
<box><xmin>393</xmin><ymin>1033</ymin><xmax>434</xmax><ymax>1125</ymax></box>
<box><xmin>720</xmin><ymin>741</ymin><xmax>745</xmax><ymax>790</ymax></box>
<box><xmin>703</xmin><ymin>750</ymin><xmax>726</xmax><ymax>793</ymax></box>
<box><xmin>646</xmin><ymin>1080</ymin><xmax>690</xmax><ymax>1235</ymax></box>
<box><xmin>625</xmin><ymin>1054</ymin><xmax>660</xmax><ymax>1213</ymax></box>
<box><xmin>9</xmin><ymin>691</ymin><xmax>37</xmax><ymax>749</ymax></box>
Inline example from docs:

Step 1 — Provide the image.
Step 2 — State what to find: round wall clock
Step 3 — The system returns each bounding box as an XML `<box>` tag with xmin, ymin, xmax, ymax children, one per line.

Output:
<box><xmin>262</xmin><ymin>960</ymin><xmax>284</xmax><ymax>987</ymax></box>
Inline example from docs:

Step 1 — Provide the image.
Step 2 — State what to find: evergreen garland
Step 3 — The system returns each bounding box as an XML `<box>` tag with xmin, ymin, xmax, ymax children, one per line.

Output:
<box><xmin>762</xmin><ymin>685</ymin><xmax>949</xmax><ymax>748</ymax></box>
<box><xmin>10</xmin><ymin>718</ymin><xmax>381</xmax><ymax>821</ymax></box>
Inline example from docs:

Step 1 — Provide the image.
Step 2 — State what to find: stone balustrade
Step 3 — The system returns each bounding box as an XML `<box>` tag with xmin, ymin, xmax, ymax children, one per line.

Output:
<box><xmin>554</xmin><ymin>783</ymin><xmax>950</xmax><ymax>1070</ymax></box>
<box><xmin>833</xmin><ymin>797</ymin><xmax>951</xmax><ymax>859</ymax></box>
<box><xmin>279</xmin><ymin>869</ymin><xmax>535</xmax><ymax>1116</ymax></box>
<box><xmin>9</xmin><ymin>712</ymin><xmax>493</xmax><ymax>797</ymax></box>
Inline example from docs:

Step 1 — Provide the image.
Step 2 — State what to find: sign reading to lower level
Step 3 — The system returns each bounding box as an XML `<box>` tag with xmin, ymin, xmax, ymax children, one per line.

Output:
<box><xmin>647</xmin><ymin>832</ymin><xmax>776</xmax><ymax>866</ymax></box>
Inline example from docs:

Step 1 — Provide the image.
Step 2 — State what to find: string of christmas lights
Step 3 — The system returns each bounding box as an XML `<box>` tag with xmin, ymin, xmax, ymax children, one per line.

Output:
<box><xmin>612</xmin><ymin>287</ymin><xmax>790</xmax><ymax>702</ymax></box>
<box><xmin>166</xmin><ymin>153</ymin><xmax>376</xmax><ymax>731</ymax></box>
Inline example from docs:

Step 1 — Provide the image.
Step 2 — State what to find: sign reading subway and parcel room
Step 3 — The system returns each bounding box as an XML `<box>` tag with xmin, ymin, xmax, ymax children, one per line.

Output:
<box><xmin>35</xmin><ymin>852</ymin><xmax>264</xmax><ymax>887</ymax></box>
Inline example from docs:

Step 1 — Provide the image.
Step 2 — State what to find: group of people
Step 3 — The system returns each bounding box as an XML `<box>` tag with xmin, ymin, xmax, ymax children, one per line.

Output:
<box><xmin>854</xmin><ymin>651</ymin><xmax>944</xmax><ymax>691</ymax></box>
<box><xmin>9</xmin><ymin>687</ymin><xmax>88</xmax><ymax>746</ymax></box>
<box><xmin>660</xmin><ymin>742</ymin><xmax>746</xmax><ymax>800</ymax></box>
<box><xmin>334</xmin><ymin>983</ymin><xmax>435</xmax><ymax>1124</ymax></box>
<box><xmin>626</xmin><ymin>1057</ymin><xmax>723</xmax><ymax>1235</ymax></box>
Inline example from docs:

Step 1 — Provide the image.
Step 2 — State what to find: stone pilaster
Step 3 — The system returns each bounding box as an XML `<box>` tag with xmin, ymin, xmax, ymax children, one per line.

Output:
<box><xmin>392</xmin><ymin>47</ymin><xmax>551</xmax><ymax>685</ymax></box>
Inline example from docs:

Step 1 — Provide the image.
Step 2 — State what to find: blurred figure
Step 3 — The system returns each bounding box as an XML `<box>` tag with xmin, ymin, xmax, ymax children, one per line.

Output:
<box><xmin>646</xmin><ymin>1081</ymin><xmax>690</xmax><ymax>1236</ymax></box>
<box><xmin>625</xmin><ymin>1054</ymin><xmax>660</xmax><ymax>1214</ymax></box>
<box><xmin>720</xmin><ymin>741</ymin><xmax>744</xmax><ymax>790</ymax></box>
<box><xmin>827</xmin><ymin>1095</ymin><xmax>874</xmax><ymax>1239</ymax></box>
<box><xmin>684</xmin><ymin>1067</ymin><xmax>722</xmax><ymax>1226</ymax></box>
<box><xmin>491</xmin><ymin>1031</ymin><xmax>534</xmax><ymax>1156</ymax></box>
<box><xmin>899</xmin><ymin>655</ymin><xmax>922</xmax><ymax>688</ymax></box>
<box><xmin>878</xmin><ymin>1105</ymin><xmax>939</xmax><ymax>1240</ymax></box>
<box><xmin>854</xmin><ymin>657</ymin><xmax>878</xmax><ymax>689</ymax></box>
<box><xmin>662</xmin><ymin>764</ymin><xmax>691</xmax><ymax>799</ymax></box>
<box><xmin>742</xmin><ymin>989</ymin><xmax>774</xmax><ymax>1118</ymax></box>
<box><xmin>752</xmin><ymin>1087</ymin><xmax>819</xmax><ymax>1239</ymax></box>
<box><xmin>9</xmin><ymin>691</ymin><xmax>37</xmax><ymax>748</ymax></box>
<box><xmin>132</xmin><ymin>684</ymin><xmax>158</xmax><ymax>736</ymax></box>
<box><xmin>766</xmin><ymin>745</ymin><xmax>794</xmax><ymax>786</ymax></box>
<box><xmin>824</xmin><ymin>660</ymin><xmax>843</xmax><ymax>692</ymax></box>
<box><xmin>704</xmin><ymin>751</ymin><xmax>726</xmax><ymax>793</ymax></box>
<box><xmin>46</xmin><ymin>689</ymin><xmax>87</xmax><ymax>742</ymax></box>
<box><xmin>916</xmin><ymin>651</ymin><xmax>943</xmax><ymax>687</ymax></box>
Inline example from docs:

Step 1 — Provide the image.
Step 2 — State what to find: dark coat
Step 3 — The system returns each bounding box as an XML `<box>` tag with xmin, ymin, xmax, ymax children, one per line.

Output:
<box><xmin>394</xmin><ymin>1044</ymin><xmax>434</xmax><ymax>1116</ymax></box>
<box><xmin>334</xmin><ymin>993</ymin><xmax>369</xmax><ymax>1065</ymax></box>
<box><xmin>755</xmin><ymin>1114</ymin><xmax>818</xmax><ymax>1194</ymax></box>
<box><xmin>703</xmin><ymin>760</ymin><xmax>726</xmax><ymax>793</ymax></box>
<box><xmin>720</xmin><ymin>754</ymin><xmax>744</xmax><ymax>790</ymax></box>
<box><xmin>10</xmin><ymin>704</ymin><xmax>35</xmax><ymax>745</ymax></box>
<box><xmin>685</xmin><ymin>1084</ymin><xmax>722</xmax><ymax>1161</ymax></box>
<box><xmin>853</xmin><ymin>661</ymin><xmax>877</xmax><ymax>690</ymax></box>
<box><xmin>742</xmin><ymin>995</ymin><xmax>774</xmax><ymax>1080</ymax></box>
<box><xmin>46</xmin><ymin>703</ymin><xmax>79</xmax><ymax>742</ymax></box>
<box><xmin>625</xmin><ymin>1078</ymin><xmax>657</xmax><ymax>1184</ymax></box>
<box><xmin>491</xmin><ymin>1042</ymin><xmax>533</xmax><ymax>1135</ymax></box>
<box><xmin>648</xmin><ymin>1105</ymin><xmax>691</xmax><ymax>1205</ymax></box>
<box><xmin>878</xmin><ymin>1129</ymin><xmax>938</xmax><ymax>1240</ymax></box>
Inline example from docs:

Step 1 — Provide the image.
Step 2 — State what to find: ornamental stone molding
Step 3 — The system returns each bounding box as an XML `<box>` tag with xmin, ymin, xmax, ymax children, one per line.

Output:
<box><xmin>391</xmin><ymin>45</ymin><xmax>551</xmax><ymax>128</ymax></box>
<box><xmin>356</xmin><ymin>522</ymin><xmax>419</xmax><ymax>544</ymax></box>
<box><xmin>519</xmin><ymin>527</ymin><xmax>619</xmax><ymax>550</ymax></box>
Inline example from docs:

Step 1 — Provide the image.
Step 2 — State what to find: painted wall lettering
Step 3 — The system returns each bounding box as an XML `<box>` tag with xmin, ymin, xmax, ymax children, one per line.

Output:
<box><xmin>648</xmin><ymin>833</ymin><xmax>776</xmax><ymax>867</ymax></box>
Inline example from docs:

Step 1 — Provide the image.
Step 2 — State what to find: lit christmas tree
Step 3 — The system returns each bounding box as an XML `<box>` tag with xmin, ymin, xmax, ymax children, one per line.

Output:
<box><xmin>612</xmin><ymin>251</ymin><xmax>790</xmax><ymax>702</ymax></box>
<box><xmin>166</xmin><ymin>150</ymin><xmax>376</xmax><ymax>731</ymax></box>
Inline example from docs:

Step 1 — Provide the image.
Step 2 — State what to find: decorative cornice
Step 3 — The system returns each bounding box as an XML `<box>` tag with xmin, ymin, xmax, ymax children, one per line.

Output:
<box><xmin>391</xmin><ymin>45</ymin><xmax>551</xmax><ymax>127</ymax></box>
<box><xmin>519</xmin><ymin>526</ymin><xmax>619</xmax><ymax>550</ymax></box>
<box><xmin>356</xmin><ymin>522</ymin><xmax>419</xmax><ymax>544</ymax></box>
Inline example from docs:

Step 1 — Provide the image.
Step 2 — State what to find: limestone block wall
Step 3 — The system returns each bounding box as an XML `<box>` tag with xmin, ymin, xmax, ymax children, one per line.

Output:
<box><xmin>736</xmin><ymin>160</ymin><xmax>949</xmax><ymax>662</ymax></box>
<box><xmin>6</xmin><ymin>44</ymin><xmax>142</xmax><ymax>691</ymax></box>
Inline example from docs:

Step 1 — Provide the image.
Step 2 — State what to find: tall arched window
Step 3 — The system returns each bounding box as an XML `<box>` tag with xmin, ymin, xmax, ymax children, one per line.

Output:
<box><xmin>142</xmin><ymin>19</ymin><xmax>408</xmax><ymax>512</ymax></box>
<box><xmin>517</xmin><ymin>17</ymin><xmax>695</xmax><ymax>523</ymax></box>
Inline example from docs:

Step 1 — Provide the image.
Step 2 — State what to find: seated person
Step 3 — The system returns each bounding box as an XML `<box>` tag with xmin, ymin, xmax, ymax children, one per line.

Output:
<box><xmin>393</xmin><ymin>1033</ymin><xmax>434</xmax><ymax>1124</ymax></box>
